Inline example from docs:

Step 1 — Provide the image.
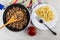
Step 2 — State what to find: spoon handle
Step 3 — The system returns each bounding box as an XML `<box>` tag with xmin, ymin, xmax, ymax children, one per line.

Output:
<box><xmin>43</xmin><ymin>23</ymin><xmax>57</xmax><ymax>35</ymax></box>
<box><xmin>0</xmin><ymin>23</ymin><xmax>8</xmax><ymax>29</ymax></box>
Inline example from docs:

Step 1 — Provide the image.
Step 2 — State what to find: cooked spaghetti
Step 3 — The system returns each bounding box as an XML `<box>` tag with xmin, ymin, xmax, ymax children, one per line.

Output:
<box><xmin>35</xmin><ymin>6</ymin><xmax>54</xmax><ymax>22</ymax></box>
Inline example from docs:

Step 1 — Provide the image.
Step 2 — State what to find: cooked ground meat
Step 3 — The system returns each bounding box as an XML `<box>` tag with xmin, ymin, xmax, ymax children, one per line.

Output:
<box><xmin>6</xmin><ymin>7</ymin><xmax>28</xmax><ymax>29</ymax></box>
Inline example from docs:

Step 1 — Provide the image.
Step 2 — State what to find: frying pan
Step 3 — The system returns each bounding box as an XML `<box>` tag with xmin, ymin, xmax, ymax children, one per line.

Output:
<box><xmin>3</xmin><ymin>4</ymin><xmax>30</xmax><ymax>32</ymax></box>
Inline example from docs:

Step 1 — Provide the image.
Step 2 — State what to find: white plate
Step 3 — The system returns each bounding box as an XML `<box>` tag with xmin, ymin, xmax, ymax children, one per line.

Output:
<box><xmin>31</xmin><ymin>4</ymin><xmax>58</xmax><ymax>30</ymax></box>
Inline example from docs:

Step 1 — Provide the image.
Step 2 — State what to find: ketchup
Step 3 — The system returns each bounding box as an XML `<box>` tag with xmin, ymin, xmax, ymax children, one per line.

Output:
<box><xmin>27</xmin><ymin>26</ymin><xmax>37</xmax><ymax>36</ymax></box>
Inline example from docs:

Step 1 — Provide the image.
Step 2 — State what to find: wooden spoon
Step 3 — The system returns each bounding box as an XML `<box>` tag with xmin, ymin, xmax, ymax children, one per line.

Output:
<box><xmin>0</xmin><ymin>11</ymin><xmax>23</xmax><ymax>29</ymax></box>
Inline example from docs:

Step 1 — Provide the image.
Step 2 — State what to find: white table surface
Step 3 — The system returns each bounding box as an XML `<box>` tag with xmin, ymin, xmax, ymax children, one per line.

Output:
<box><xmin>0</xmin><ymin>0</ymin><xmax>60</xmax><ymax>40</ymax></box>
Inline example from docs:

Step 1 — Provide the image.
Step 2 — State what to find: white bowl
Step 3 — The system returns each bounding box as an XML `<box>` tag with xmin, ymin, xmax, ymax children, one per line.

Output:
<box><xmin>31</xmin><ymin>4</ymin><xmax>58</xmax><ymax>30</ymax></box>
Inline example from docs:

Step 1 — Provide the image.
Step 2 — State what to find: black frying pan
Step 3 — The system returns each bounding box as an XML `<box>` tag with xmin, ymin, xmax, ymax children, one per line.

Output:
<box><xmin>3</xmin><ymin>4</ymin><xmax>30</xmax><ymax>32</ymax></box>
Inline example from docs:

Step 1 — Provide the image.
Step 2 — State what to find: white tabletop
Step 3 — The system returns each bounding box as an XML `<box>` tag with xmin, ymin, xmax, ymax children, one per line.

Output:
<box><xmin>0</xmin><ymin>0</ymin><xmax>60</xmax><ymax>40</ymax></box>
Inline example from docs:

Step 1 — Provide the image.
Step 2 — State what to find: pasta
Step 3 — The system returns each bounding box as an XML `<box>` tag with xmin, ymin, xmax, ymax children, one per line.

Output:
<box><xmin>35</xmin><ymin>6</ymin><xmax>54</xmax><ymax>22</ymax></box>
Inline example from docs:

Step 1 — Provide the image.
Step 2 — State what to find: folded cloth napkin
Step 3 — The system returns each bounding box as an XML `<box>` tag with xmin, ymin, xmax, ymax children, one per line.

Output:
<box><xmin>0</xmin><ymin>0</ymin><xmax>48</xmax><ymax>12</ymax></box>
<box><xmin>0</xmin><ymin>4</ymin><xmax>5</xmax><ymax>10</ymax></box>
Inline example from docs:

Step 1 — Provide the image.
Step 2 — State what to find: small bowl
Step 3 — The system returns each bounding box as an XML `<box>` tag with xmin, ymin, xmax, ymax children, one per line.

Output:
<box><xmin>3</xmin><ymin>4</ymin><xmax>30</xmax><ymax>32</ymax></box>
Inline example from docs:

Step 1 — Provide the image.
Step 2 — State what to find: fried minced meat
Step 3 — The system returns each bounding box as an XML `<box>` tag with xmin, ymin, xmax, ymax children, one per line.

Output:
<box><xmin>6</xmin><ymin>7</ymin><xmax>28</xmax><ymax>29</ymax></box>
